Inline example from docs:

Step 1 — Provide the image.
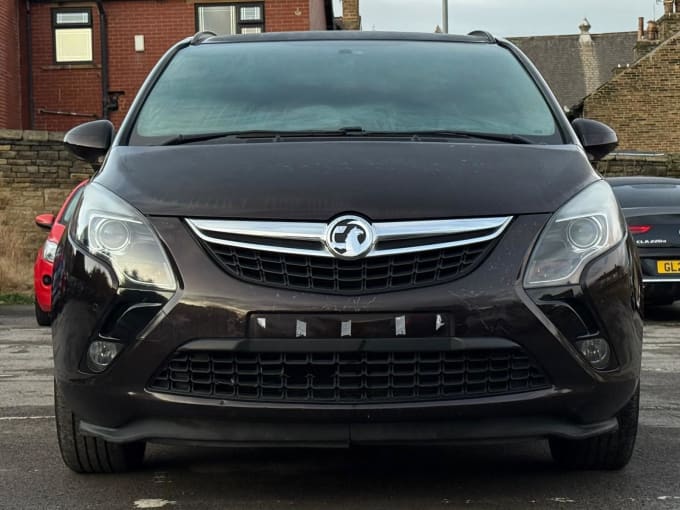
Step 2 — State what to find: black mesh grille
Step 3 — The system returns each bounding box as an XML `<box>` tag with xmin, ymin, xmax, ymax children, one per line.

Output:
<box><xmin>148</xmin><ymin>348</ymin><xmax>550</xmax><ymax>403</ymax></box>
<box><xmin>201</xmin><ymin>241</ymin><xmax>494</xmax><ymax>294</ymax></box>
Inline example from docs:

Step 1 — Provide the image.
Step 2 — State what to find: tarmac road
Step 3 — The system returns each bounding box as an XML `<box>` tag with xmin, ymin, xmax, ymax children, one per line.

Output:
<box><xmin>1</xmin><ymin>304</ymin><xmax>679</xmax><ymax>510</ymax></box>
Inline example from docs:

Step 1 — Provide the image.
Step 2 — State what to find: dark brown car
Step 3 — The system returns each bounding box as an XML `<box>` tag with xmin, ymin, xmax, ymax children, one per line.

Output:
<box><xmin>52</xmin><ymin>31</ymin><xmax>642</xmax><ymax>473</ymax></box>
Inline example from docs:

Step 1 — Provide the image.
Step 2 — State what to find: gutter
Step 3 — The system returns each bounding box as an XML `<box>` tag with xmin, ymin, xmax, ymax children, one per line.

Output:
<box><xmin>26</xmin><ymin>0</ymin><xmax>34</xmax><ymax>128</ymax></box>
<box><xmin>323</xmin><ymin>0</ymin><xmax>335</xmax><ymax>30</ymax></box>
<box><xmin>95</xmin><ymin>0</ymin><xmax>110</xmax><ymax>119</ymax></box>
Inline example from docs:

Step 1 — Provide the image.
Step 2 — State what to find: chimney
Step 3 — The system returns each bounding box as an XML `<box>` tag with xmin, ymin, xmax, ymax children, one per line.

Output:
<box><xmin>578</xmin><ymin>19</ymin><xmax>599</xmax><ymax>95</ymax></box>
<box><xmin>638</xmin><ymin>17</ymin><xmax>645</xmax><ymax>40</ymax></box>
<box><xmin>342</xmin><ymin>0</ymin><xmax>361</xmax><ymax>30</ymax></box>
<box><xmin>658</xmin><ymin>2</ymin><xmax>680</xmax><ymax>41</ymax></box>
<box><xmin>647</xmin><ymin>20</ymin><xmax>659</xmax><ymax>40</ymax></box>
<box><xmin>634</xmin><ymin>16</ymin><xmax>662</xmax><ymax>59</ymax></box>
<box><xmin>664</xmin><ymin>0</ymin><xmax>674</xmax><ymax>16</ymax></box>
<box><xmin>579</xmin><ymin>18</ymin><xmax>592</xmax><ymax>44</ymax></box>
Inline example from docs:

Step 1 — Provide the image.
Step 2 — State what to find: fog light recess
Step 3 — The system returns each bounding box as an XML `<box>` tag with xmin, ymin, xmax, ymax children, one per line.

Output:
<box><xmin>87</xmin><ymin>340</ymin><xmax>124</xmax><ymax>373</ymax></box>
<box><xmin>575</xmin><ymin>338</ymin><xmax>611</xmax><ymax>370</ymax></box>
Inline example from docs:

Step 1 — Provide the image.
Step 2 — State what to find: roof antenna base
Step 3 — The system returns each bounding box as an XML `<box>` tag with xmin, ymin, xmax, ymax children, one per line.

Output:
<box><xmin>467</xmin><ymin>30</ymin><xmax>495</xmax><ymax>43</ymax></box>
<box><xmin>191</xmin><ymin>31</ymin><xmax>216</xmax><ymax>46</ymax></box>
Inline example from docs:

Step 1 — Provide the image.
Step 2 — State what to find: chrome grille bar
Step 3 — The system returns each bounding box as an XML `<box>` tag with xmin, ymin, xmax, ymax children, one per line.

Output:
<box><xmin>186</xmin><ymin>216</ymin><xmax>513</xmax><ymax>258</ymax></box>
<box><xmin>187</xmin><ymin>220</ymin><xmax>326</xmax><ymax>240</ymax></box>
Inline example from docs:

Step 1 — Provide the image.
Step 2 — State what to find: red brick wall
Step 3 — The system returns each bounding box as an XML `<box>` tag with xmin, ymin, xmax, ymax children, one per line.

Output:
<box><xmin>30</xmin><ymin>0</ymin><xmax>315</xmax><ymax>132</ymax></box>
<box><xmin>0</xmin><ymin>0</ymin><xmax>23</xmax><ymax>129</ymax></box>
<box><xmin>265</xmin><ymin>0</ymin><xmax>310</xmax><ymax>32</ymax></box>
<box><xmin>104</xmin><ymin>1</ymin><xmax>195</xmax><ymax>126</ymax></box>
<box><xmin>31</xmin><ymin>3</ymin><xmax>103</xmax><ymax>131</ymax></box>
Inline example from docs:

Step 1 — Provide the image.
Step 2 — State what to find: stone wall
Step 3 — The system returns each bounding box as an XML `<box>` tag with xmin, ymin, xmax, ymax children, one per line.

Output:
<box><xmin>595</xmin><ymin>153</ymin><xmax>680</xmax><ymax>177</ymax></box>
<box><xmin>0</xmin><ymin>129</ymin><xmax>93</xmax><ymax>291</ymax></box>
<box><xmin>340</xmin><ymin>0</ymin><xmax>361</xmax><ymax>30</ymax></box>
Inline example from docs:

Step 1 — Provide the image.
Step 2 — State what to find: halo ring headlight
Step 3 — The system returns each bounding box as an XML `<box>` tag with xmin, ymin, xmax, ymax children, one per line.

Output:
<box><xmin>566</xmin><ymin>216</ymin><xmax>603</xmax><ymax>250</ymax></box>
<box><xmin>95</xmin><ymin>218</ymin><xmax>131</xmax><ymax>253</ymax></box>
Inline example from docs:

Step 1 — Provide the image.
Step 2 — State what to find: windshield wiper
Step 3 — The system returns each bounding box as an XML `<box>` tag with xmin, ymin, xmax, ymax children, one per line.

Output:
<box><xmin>159</xmin><ymin>128</ymin><xmax>534</xmax><ymax>146</ymax></box>
<box><xmin>398</xmin><ymin>130</ymin><xmax>534</xmax><ymax>144</ymax></box>
<box><xmin>159</xmin><ymin>127</ymin><xmax>368</xmax><ymax>146</ymax></box>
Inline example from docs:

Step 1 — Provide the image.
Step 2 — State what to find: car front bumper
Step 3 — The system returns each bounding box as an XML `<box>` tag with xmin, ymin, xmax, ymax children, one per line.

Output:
<box><xmin>51</xmin><ymin>214</ymin><xmax>643</xmax><ymax>445</ymax></box>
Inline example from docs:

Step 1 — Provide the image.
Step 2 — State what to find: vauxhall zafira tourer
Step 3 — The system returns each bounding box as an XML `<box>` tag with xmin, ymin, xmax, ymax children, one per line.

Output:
<box><xmin>52</xmin><ymin>31</ymin><xmax>643</xmax><ymax>473</ymax></box>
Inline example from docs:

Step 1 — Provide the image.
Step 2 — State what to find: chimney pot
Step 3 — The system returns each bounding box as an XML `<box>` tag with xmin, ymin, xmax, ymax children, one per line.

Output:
<box><xmin>638</xmin><ymin>16</ymin><xmax>645</xmax><ymax>40</ymax></box>
<box><xmin>647</xmin><ymin>20</ymin><xmax>659</xmax><ymax>40</ymax></box>
<box><xmin>664</xmin><ymin>0</ymin><xmax>674</xmax><ymax>15</ymax></box>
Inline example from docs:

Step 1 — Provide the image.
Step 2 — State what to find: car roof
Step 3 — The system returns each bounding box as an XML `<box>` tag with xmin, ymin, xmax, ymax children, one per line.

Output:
<box><xmin>200</xmin><ymin>31</ymin><xmax>497</xmax><ymax>46</ymax></box>
<box><xmin>606</xmin><ymin>176</ymin><xmax>680</xmax><ymax>187</ymax></box>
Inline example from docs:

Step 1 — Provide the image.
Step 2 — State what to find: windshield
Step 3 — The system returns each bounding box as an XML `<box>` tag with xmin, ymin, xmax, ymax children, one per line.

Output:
<box><xmin>130</xmin><ymin>40</ymin><xmax>562</xmax><ymax>145</ymax></box>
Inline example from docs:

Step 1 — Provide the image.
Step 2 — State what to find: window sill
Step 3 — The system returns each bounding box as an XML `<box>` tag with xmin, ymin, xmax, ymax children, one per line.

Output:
<box><xmin>41</xmin><ymin>63</ymin><xmax>100</xmax><ymax>70</ymax></box>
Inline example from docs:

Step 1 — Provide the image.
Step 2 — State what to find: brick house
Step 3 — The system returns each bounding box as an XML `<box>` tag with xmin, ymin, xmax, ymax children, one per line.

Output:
<box><xmin>509</xmin><ymin>21</ymin><xmax>637</xmax><ymax>113</ymax></box>
<box><xmin>0</xmin><ymin>0</ymin><xmax>361</xmax><ymax>132</ymax></box>
<box><xmin>583</xmin><ymin>3</ymin><xmax>680</xmax><ymax>152</ymax></box>
<box><xmin>511</xmin><ymin>3</ymin><xmax>680</xmax><ymax>154</ymax></box>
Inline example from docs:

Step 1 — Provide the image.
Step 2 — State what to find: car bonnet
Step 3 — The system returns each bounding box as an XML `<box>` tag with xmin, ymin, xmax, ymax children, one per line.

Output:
<box><xmin>95</xmin><ymin>141</ymin><xmax>597</xmax><ymax>220</ymax></box>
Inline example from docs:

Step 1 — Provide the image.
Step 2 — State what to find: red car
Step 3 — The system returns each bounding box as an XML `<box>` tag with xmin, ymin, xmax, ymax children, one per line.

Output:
<box><xmin>33</xmin><ymin>180</ymin><xmax>88</xmax><ymax>325</ymax></box>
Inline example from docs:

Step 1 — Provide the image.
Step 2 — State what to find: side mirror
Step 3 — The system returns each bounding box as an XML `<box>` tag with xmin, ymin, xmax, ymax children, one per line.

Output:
<box><xmin>572</xmin><ymin>118</ymin><xmax>618</xmax><ymax>161</ymax></box>
<box><xmin>35</xmin><ymin>213</ymin><xmax>55</xmax><ymax>230</ymax></box>
<box><xmin>63</xmin><ymin>120</ymin><xmax>114</xmax><ymax>164</ymax></box>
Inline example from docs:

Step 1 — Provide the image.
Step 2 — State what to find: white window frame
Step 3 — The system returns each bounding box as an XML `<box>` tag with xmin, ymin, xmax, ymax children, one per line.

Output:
<box><xmin>195</xmin><ymin>3</ymin><xmax>264</xmax><ymax>35</ymax></box>
<box><xmin>53</xmin><ymin>8</ymin><xmax>93</xmax><ymax>64</ymax></box>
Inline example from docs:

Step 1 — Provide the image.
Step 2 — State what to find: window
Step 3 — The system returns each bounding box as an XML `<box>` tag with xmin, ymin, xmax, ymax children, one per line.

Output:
<box><xmin>196</xmin><ymin>3</ymin><xmax>264</xmax><ymax>36</ymax></box>
<box><xmin>53</xmin><ymin>8</ymin><xmax>93</xmax><ymax>63</ymax></box>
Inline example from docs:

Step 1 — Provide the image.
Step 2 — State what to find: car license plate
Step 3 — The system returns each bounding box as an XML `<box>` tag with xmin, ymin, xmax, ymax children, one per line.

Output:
<box><xmin>657</xmin><ymin>260</ymin><xmax>680</xmax><ymax>273</ymax></box>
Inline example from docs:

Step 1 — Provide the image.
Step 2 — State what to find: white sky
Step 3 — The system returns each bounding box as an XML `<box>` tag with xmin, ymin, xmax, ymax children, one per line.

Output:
<box><xmin>334</xmin><ymin>0</ymin><xmax>661</xmax><ymax>37</ymax></box>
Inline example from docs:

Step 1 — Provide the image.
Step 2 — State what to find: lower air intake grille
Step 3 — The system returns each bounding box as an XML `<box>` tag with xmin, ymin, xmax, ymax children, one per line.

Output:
<box><xmin>148</xmin><ymin>348</ymin><xmax>550</xmax><ymax>404</ymax></box>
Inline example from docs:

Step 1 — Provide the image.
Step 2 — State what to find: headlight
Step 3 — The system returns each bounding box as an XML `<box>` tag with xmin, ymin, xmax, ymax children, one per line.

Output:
<box><xmin>524</xmin><ymin>181</ymin><xmax>625</xmax><ymax>288</ymax></box>
<box><xmin>73</xmin><ymin>183</ymin><xmax>177</xmax><ymax>291</ymax></box>
<box><xmin>42</xmin><ymin>240</ymin><xmax>58</xmax><ymax>263</ymax></box>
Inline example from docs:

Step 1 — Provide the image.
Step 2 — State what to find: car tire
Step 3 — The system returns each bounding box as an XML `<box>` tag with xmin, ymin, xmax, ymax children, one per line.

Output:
<box><xmin>54</xmin><ymin>381</ymin><xmax>146</xmax><ymax>473</ymax></box>
<box><xmin>549</xmin><ymin>386</ymin><xmax>639</xmax><ymax>470</ymax></box>
<box><xmin>34</xmin><ymin>299</ymin><xmax>51</xmax><ymax>326</ymax></box>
